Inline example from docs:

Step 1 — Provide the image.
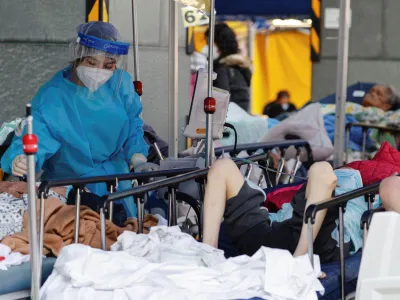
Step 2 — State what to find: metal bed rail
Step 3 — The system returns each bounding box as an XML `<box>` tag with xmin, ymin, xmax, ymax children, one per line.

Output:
<box><xmin>215</xmin><ymin>139</ymin><xmax>313</xmax><ymax>185</ymax></box>
<box><xmin>37</xmin><ymin>167</ymin><xmax>199</xmax><ymax>246</ymax></box>
<box><xmin>345</xmin><ymin>122</ymin><xmax>400</xmax><ymax>162</ymax></box>
<box><xmin>104</xmin><ymin>153</ymin><xmax>268</xmax><ymax>206</ymax></box>
<box><xmin>102</xmin><ymin>153</ymin><xmax>272</xmax><ymax>235</ymax></box>
<box><xmin>304</xmin><ymin>174</ymin><xmax>399</xmax><ymax>300</ymax></box>
<box><xmin>215</xmin><ymin>139</ymin><xmax>312</xmax><ymax>158</ymax></box>
<box><xmin>30</xmin><ymin>140</ymin><xmax>318</xmax><ymax>298</ymax></box>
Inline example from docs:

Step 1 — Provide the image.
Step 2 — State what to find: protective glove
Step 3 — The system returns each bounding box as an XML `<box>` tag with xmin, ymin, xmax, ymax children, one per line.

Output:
<box><xmin>130</xmin><ymin>153</ymin><xmax>159</xmax><ymax>173</ymax></box>
<box><xmin>12</xmin><ymin>154</ymin><xmax>27</xmax><ymax>177</ymax></box>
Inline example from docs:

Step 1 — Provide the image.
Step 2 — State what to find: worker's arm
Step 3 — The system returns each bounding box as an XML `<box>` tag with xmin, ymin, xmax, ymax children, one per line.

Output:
<box><xmin>1</xmin><ymin>93</ymin><xmax>61</xmax><ymax>174</ymax></box>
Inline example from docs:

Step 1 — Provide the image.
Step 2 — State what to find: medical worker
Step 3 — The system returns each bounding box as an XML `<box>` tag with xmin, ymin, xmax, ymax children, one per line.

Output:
<box><xmin>1</xmin><ymin>21</ymin><xmax>155</xmax><ymax>218</ymax></box>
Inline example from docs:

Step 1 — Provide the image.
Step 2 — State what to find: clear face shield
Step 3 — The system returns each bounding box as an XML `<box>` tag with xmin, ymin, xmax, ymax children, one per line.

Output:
<box><xmin>69</xmin><ymin>25</ymin><xmax>130</xmax><ymax>99</ymax></box>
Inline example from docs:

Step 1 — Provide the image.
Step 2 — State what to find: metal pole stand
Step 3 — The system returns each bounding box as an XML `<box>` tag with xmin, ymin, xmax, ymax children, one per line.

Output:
<box><xmin>73</xmin><ymin>187</ymin><xmax>82</xmax><ymax>244</ymax></box>
<box><xmin>338</xmin><ymin>203</ymin><xmax>346</xmax><ymax>300</ymax></box>
<box><xmin>168</xmin><ymin>186</ymin><xmax>177</xmax><ymax>226</ymax></box>
<box><xmin>196</xmin><ymin>177</ymin><xmax>206</xmax><ymax>240</ymax></box>
<box><xmin>106</xmin><ymin>179</ymin><xmax>118</xmax><ymax>222</ymax></box>
<box><xmin>136</xmin><ymin>196</ymin><xmax>145</xmax><ymax>233</ymax></box>
<box><xmin>362</xmin><ymin>193</ymin><xmax>375</xmax><ymax>248</ymax></box>
<box><xmin>275</xmin><ymin>148</ymin><xmax>286</xmax><ymax>185</ymax></box>
<box><xmin>345</xmin><ymin>124</ymin><xmax>351</xmax><ymax>164</ymax></box>
<box><xmin>304</xmin><ymin>204</ymin><xmax>317</xmax><ymax>268</ymax></box>
<box><xmin>204</xmin><ymin>0</ymin><xmax>216</xmax><ymax>168</ymax></box>
<box><xmin>332</xmin><ymin>0</ymin><xmax>351</xmax><ymax>168</ymax></box>
<box><xmin>23</xmin><ymin>104</ymin><xmax>40</xmax><ymax>300</ymax></box>
<box><xmin>289</xmin><ymin>148</ymin><xmax>301</xmax><ymax>184</ymax></box>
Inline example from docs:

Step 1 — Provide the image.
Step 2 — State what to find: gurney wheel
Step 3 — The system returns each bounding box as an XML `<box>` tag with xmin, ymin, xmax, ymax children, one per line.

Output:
<box><xmin>164</xmin><ymin>191</ymin><xmax>202</xmax><ymax>237</ymax></box>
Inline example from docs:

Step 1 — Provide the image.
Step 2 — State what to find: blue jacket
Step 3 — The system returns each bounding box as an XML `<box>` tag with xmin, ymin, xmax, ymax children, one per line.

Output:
<box><xmin>1</xmin><ymin>67</ymin><xmax>149</xmax><ymax>217</ymax></box>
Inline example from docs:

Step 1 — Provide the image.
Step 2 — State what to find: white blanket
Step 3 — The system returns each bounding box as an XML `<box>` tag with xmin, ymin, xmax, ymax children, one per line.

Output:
<box><xmin>40</xmin><ymin>226</ymin><xmax>324</xmax><ymax>300</ymax></box>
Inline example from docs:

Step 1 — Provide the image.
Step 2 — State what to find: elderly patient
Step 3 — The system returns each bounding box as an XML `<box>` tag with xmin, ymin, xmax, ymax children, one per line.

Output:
<box><xmin>362</xmin><ymin>84</ymin><xmax>400</xmax><ymax>111</ymax></box>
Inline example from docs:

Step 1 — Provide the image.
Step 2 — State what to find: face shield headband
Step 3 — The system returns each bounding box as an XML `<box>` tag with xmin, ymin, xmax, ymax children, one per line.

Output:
<box><xmin>77</xmin><ymin>33</ymin><xmax>130</xmax><ymax>55</ymax></box>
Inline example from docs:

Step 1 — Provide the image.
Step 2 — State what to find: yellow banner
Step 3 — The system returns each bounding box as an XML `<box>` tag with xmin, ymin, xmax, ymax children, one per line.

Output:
<box><xmin>173</xmin><ymin>0</ymin><xmax>210</xmax><ymax>13</ymax></box>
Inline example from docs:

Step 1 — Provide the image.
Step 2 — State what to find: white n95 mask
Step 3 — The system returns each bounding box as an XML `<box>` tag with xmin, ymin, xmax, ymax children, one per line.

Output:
<box><xmin>76</xmin><ymin>66</ymin><xmax>113</xmax><ymax>92</ymax></box>
<box><xmin>201</xmin><ymin>44</ymin><xmax>220</xmax><ymax>60</ymax></box>
<box><xmin>213</xmin><ymin>46</ymin><xmax>220</xmax><ymax>60</ymax></box>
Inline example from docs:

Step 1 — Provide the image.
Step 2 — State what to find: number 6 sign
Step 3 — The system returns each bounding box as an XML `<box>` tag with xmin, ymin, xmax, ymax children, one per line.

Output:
<box><xmin>181</xmin><ymin>6</ymin><xmax>209</xmax><ymax>28</ymax></box>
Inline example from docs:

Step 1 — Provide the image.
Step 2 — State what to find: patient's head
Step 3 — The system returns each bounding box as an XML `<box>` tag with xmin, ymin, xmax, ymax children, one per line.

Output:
<box><xmin>277</xmin><ymin>90</ymin><xmax>290</xmax><ymax>105</ymax></box>
<box><xmin>362</xmin><ymin>84</ymin><xmax>400</xmax><ymax>111</ymax></box>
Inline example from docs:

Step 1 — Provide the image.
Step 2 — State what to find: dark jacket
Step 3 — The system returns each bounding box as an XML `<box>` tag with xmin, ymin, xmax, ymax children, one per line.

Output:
<box><xmin>263</xmin><ymin>101</ymin><xmax>297</xmax><ymax>119</ymax></box>
<box><xmin>213</xmin><ymin>54</ymin><xmax>252</xmax><ymax>112</ymax></box>
<box><xmin>142</xmin><ymin>123</ymin><xmax>169</xmax><ymax>164</ymax></box>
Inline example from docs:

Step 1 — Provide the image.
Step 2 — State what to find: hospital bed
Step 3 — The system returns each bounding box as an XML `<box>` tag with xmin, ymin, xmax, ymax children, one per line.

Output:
<box><xmin>0</xmin><ymin>168</ymin><xmax>199</xmax><ymax>299</ymax></box>
<box><xmin>0</xmin><ymin>140</ymin><xmax>311</xmax><ymax>299</ymax></box>
<box><xmin>103</xmin><ymin>154</ymin><xmax>393</xmax><ymax>300</ymax></box>
<box><xmin>2</xmin><ymin>139</ymin><xmax>391</xmax><ymax>300</ymax></box>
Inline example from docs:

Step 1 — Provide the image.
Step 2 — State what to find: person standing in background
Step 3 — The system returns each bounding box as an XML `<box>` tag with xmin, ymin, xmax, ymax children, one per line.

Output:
<box><xmin>205</xmin><ymin>23</ymin><xmax>252</xmax><ymax>112</ymax></box>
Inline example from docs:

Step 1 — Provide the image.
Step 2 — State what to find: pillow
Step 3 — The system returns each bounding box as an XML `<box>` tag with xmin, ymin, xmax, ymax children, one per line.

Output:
<box><xmin>344</xmin><ymin>142</ymin><xmax>400</xmax><ymax>186</ymax></box>
<box><xmin>259</xmin><ymin>103</ymin><xmax>334</xmax><ymax>161</ymax></box>
<box><xmin>345</xmin><ymin>160</ymin><xmax>400</xmax><ymax>186</ymax></box>
<box><xmin>372</xmin><ymin>141</ymin><xmax>400</xmax><ymax>166</ymax></box>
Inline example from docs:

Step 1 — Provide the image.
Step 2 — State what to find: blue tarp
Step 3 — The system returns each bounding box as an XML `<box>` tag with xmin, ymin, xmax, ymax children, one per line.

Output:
<box><xmin>318</xmin><ymin>82</ymin><xmax>375</xmax><ymax>105</ymax></box>
<box><xmin>215</xmin><ymin>0</ymin><xmax>311</xmax><ymax>17</ymax></box>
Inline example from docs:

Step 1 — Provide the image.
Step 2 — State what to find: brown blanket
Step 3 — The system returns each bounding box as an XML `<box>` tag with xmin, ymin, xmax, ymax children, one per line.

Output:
<box><xmin>1</xmin><ymin>197</ymin><xmax>158</xmax><ymax>256</ymax></box>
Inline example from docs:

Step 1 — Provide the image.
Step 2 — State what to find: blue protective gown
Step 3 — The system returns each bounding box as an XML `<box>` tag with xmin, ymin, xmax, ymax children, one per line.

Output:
<box><xmin>1</xmin><ymin>67</ymin><xmax>149</xmax><ymax>217</ymax></box>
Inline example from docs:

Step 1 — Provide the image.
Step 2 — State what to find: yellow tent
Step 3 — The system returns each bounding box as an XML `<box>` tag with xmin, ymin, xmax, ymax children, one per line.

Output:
<box><xmin>252</xmin><ymin>30</ymin><xmax>312</xmax><ymax>114</ymax></box>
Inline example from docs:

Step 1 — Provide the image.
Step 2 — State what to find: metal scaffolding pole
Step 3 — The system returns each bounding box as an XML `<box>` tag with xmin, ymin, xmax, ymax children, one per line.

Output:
<box><xmin>333</xmin><ymin>0</ymin><xmax>351</xmax><ymax>168</ymax></box>
<box><xmin>168</xmin><ymin>0</ymin><xmax>179</xmax><ymax>157</ymax></box>
<box><xmin>24</xmin><ymin>105</ymin><xmax>40</xmax><ymax>300</ymax></box>
<box><xmin>204</xmin><ymin>0</ymin><xmax>216</xmax><ymax>167</ymax></box>
<box><xmin>131</xmin><ymin>0</ymin><xmax>140</xmax><ymax>81</ymax></box>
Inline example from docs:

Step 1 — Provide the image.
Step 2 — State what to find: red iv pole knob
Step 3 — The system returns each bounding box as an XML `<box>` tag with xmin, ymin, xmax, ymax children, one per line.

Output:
<box><xmin>133</xmin><ymin>81</ymin><xmax>143</xmax><ymax>96</ymax></box>
<box><xmin>204</xmin><ymin>97</ymin><xmax>216</xmax><ymax>114</ymax></box>
<box><xmin>22</xmin><ymin>134</ymin><xmax>38</xmax><ymax>154</ymax></box>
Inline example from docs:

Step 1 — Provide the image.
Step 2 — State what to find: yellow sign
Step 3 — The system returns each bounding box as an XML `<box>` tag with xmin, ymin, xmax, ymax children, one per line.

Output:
<box><xmin>174</xmin><ymin>0</ymin><xmax>210</xmax><ymax>13</ymax></box>
<box><xmin>311</xmin><ymin>0</ymin><xmax>321</xmax><ymax>62</ymax></box>
<box><xmin>87</xmin><ymin>0</ymin><xmax>109</xmax><ymax>22</ymax></box>
<box><xmin>196</xmin><ymin>128</ymin><xmax>206</xmax><ymax>134</ymax></box>
<box><xmin>181</xmin><ymin>6</ymin><xmax>209</xmax><ymax>28</ymax></box>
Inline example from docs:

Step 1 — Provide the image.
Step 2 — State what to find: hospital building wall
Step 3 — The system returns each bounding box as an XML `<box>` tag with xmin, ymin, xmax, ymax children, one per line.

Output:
<box><xmin>0</xmin><ymin>0</ymin><xmax>191</xmax><ymax>151</ymax></box>
<box><xmin>312</xmin><ymin>0</ymin><xmax>400</xmax><ymax>100</ymax></box>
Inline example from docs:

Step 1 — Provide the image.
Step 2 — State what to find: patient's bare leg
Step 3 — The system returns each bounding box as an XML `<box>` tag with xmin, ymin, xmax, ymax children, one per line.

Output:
<box><xmin>202</xmin><ymin>159</ymin><xmax>244</xmax><ymax>247</ymax></box>
<box><xmin>293</xmin><ymin>162</ymin><xmax>337</xmax><ymax>257</ymax></box>
<box><xmin>380</xmin><ymin>175</ymin><xmax>400</xmax><ymax>213</ymax></box>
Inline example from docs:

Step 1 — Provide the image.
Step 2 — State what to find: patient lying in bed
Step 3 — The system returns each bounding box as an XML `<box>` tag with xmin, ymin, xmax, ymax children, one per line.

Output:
<box><xmin>202</xmin><ymin>159</ymin><xmax>399</xmax><ymax>264</ymax></box>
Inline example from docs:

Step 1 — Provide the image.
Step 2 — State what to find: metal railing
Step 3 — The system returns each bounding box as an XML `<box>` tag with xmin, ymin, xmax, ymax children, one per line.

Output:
<box><xmin>345</xmin><ymin>122</ymin><xmax>400</xmax><ymax>162</ymax></box>
<box><xmin>304</xmin><ymin>175</ymin><xmax>399</xmax><ymax>300</ymax></box>
<box><xmin>29</xmin><ymin>140</ymin><xmax>315</xmax><ymax>298</ymax></box>
<box><xmin>215</xmin><ymin>140</ymin><xmax>313</xmax><ymax>185</ymax></box>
